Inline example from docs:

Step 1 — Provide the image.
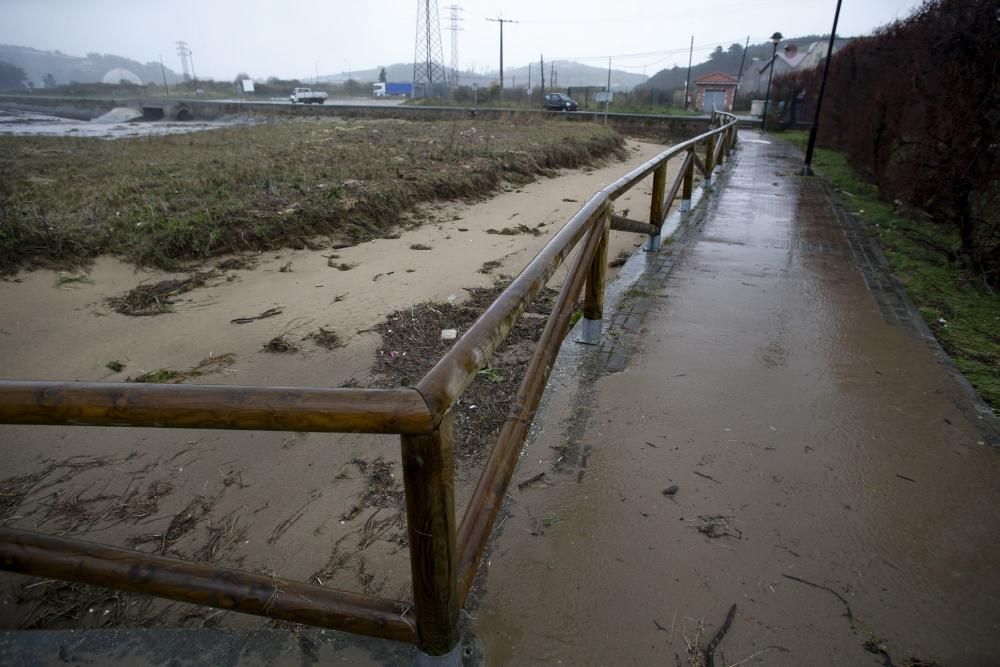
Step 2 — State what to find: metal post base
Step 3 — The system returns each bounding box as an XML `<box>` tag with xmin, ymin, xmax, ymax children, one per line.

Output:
<box><xmin>644</xmin><ymin>234</ymin><xmax>660</xmax><ymax>252</ymax></box>
<box><xmin>680</xmin><ymin>199</ymin><xmax>691</xmax><ymax>213</ymax></box>
<box><xmin>415</xmin><ymin>641</ymin><xmax>464</xmax><ymax>666</ymax></box>
<box><xmin>577</xmin><ymin>317</ymin><xmax>602</xmax><ymax>345</ymax></box>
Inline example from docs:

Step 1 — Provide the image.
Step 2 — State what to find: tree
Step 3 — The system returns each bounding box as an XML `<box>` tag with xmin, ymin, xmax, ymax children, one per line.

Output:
<box><xmin>0</xmin><ymin>61</ymin><xmax>27</xmax><ymax>89</ymax></box>
<box><xmin>378</xmin><ymin>67</ymin><xmax>387</xmax><ymax>83</ymax></box>
<box><xmin>42</xmin><ymin>73</ymin><xmax>57</xmax><ymax>88</ymax></box>
<box><xmin>728</xmin><ymin>43</ymin><xmax>743</xmax><ymax>56</ymax></box>
<box><xmin>233</xmin><ymin>72</ymin><xmax>250</xmax><ymax>85</ymax></box>
<box><xmin>709</xmin><ymin>46</ymin><xmax>725</xmax><ymax>61</ymax></box>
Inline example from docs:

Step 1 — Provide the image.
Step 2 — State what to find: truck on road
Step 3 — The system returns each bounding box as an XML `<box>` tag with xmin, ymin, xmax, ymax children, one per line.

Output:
<box><xmin>289</xmin><ymin>88</ymin><xmax>328</xmax><ymax>104</ymax></box>
<box><xmin>373</xmin><ymin>82</ymin><xmax>413</xmax><ymax>98</ymax></box>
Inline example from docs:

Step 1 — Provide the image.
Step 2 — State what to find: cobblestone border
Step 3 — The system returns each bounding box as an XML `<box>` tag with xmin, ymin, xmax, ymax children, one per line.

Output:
<box><xmin>595</xmin><ymin>152</ymin><xmax>736</xmax><ymax>373</ymax></box>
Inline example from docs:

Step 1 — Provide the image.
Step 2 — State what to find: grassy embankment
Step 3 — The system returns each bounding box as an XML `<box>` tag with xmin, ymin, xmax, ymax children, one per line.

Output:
<box><xmin>782</xmin><ymin>131</ymin><xmax>999</xmax><ymax>409</ymax></box>
<box><xmin>0</xmin><ymin>117</ymin><xmax>623</xmax><ymax>274</ymax></box>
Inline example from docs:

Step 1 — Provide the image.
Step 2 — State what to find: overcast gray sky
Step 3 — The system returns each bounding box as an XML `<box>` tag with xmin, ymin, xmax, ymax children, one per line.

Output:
<box><xmin>2</xmin><ymin>0</ymin><xmax>924</xmax><ymax>80</ymax></box>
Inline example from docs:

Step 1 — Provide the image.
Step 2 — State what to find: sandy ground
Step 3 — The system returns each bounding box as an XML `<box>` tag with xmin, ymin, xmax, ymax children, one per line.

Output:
<box><xmin>0</xmin><ymin>139</ymin><xmax>677</xmax><ymax>629</ymax></box>
<box><xmin>468</xmin><ymin>135</ymin><xmax>1000</xmax><ymax>666</ymax></box>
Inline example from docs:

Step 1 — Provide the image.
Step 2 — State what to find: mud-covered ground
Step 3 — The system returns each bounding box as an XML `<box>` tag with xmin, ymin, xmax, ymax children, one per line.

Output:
<box><xmin>0</xmin><ymin>135</ymin><xmax>679</xmax><ymax>633</ymax></box>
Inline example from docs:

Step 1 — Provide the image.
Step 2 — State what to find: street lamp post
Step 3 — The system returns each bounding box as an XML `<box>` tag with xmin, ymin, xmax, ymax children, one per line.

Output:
<box><xmin>760</xmin><ymin>31</ymin><xmax>782</xmax><ymax>133</ymax></box>
<box><xmin>802</xmin><ymin>0</ymin><xmax>844</xmax><ymax>175</ymax></box>
<box><xmin>343</xmin><ymin>58</ymin><xmax>352</xmax><ymax>97</ymax></box>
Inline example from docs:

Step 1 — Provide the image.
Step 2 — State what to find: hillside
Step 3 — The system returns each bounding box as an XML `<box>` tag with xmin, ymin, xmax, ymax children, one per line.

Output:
<box><xmin>321</xmin><ymin>60</ymin><xmax>646</xmax><ymax>91</ymax></box>
<box><xmin>641</xmin><ymin>35</ymin><xmax>848</xmax><ymax>92</ymax></box>
<box><xmin>0</xmin><ymin>44</ymin><xmax>182</xmax><ymax>87</ymax></box>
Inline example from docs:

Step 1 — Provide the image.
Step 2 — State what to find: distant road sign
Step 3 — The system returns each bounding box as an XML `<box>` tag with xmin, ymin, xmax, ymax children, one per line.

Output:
<box><xmin>241</xmin><ymin>79</ymin><xmax>255</xmax><ymax>93</ymax></box>
<box><xmin>595</xmin><ymin>91</ymin><xmax>613</xmax><ymax>103</ymax></box>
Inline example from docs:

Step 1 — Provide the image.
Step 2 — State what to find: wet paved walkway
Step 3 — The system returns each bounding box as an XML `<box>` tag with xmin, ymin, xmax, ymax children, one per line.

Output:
<box><xmin>470</xmin><ymin>133</ymin><xmax>1000</xmax><ymax>666</ymax></box>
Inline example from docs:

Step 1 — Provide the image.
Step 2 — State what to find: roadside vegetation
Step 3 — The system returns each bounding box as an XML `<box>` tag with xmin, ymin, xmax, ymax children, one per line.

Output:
<box><xmin>783</xmin><ymin>131</ymin><xmax>999</xmax><ymax>409</ymax></box>
<box><xmin>772</xmin><ymin>0</ymin><xmax>998</xmax><ymax>286</ymax></box>
<box><xmin>0</xmin><ymin>117</ymin><xmax>623</xmax><ymax>274</ymax></box>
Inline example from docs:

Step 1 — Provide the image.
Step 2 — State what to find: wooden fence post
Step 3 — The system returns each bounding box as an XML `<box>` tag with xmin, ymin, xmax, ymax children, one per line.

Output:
<box><xmin>578</xmin><ymin>206</ymin><xmax>611</xmax><ymax>345</ymax></box>
<box><xmin>645</xmin><ymin>163</ymin><xmax>667</xmax><ymax>252</ymax></box>
<box><xmin>704</xmin><ymin>134</ymin><xmax>716</xmax><ymax>186</ymax></box>
<box><xmin>681</xmin><ymin>148</ymin><xmax>695</xmax><ymax>212</ymax></box>
<box><xmin>402</xmin><ymin>412</ymin><xmax>460</xmax><ymax>658</ymax></box>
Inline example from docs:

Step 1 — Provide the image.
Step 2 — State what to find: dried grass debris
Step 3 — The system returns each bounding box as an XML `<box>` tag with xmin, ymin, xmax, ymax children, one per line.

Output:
<box><xmin>107</xmin><ymin>271</ymin><xmax>217</xmax><ymax>316</ymax></box>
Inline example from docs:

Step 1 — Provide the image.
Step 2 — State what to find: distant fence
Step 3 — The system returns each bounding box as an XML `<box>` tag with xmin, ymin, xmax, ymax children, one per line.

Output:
<box><xmin>0</xmin><ymin>111</ymin><xmax>739</xmax><ymax>658</ymax></box>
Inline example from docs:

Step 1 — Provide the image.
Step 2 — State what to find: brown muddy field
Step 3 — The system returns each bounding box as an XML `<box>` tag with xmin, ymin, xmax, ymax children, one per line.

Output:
<box><xmin>0</xmin><ymin>136</ymin><xmax>675</xmax><ymax>634</ymax></box>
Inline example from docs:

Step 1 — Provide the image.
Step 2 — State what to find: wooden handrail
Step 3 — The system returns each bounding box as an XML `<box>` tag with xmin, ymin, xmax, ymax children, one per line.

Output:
<box><xmin>457</xmin><ymin>205</ymin><xmax>613</xmax><ymax>602</ymax></box>
<box><xmin>0</xmin><ymin>381</ymin><xmax>434</xmax><ymax>435</ymax></box>
<box><xmin>0</xmin><ymin>112</ymin><xmax>740</xmax><ymax>657</ymax></box>
<box><xmin>415</xmin><ymin>196</ymin><xmax>608</xmax><ymax>423</ymax></box>
<box><xmin>0</xmin><ymin>527</ymin><xmax>417</xmax><ymax>643</ymax></box>
<box><xmin>417</xmin><ymin>114</ymin><xmax>740</xmax><ymax>424</ymax></box>
<box><xmin>662</xmin><ymin>151</ymin><xmax>693</xmax><ymax>224</ymax></box>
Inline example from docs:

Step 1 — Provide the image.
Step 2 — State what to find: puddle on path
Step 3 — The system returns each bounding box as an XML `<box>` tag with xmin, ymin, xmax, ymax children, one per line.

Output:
<box><xmin>468</xmin><ymin>135</ymin><xmax>1000</xmax><ymax>666</ymax></box>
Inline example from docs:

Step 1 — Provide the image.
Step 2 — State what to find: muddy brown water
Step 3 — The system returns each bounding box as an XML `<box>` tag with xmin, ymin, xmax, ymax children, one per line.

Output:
<box><xmin>468</xmin><ymin>136</ymin><xmax>1000</xmax><ymax>666</ymax></box>
<box><xmin>0</xmin><ymin>107</ymin><xmax>256</xmax><ymax>138</ymax></box>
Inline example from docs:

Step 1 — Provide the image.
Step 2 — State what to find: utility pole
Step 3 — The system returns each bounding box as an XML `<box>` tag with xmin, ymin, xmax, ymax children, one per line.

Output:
<box><xmin>486</xmin><ymin>17</ymin><xmax>516</xmax><ymax>92</ymax></box>
<box><xmin>735</xmin><ymin>35</ymin><xmax>750</xmax><ymax>95</ymax></box>
<box><xmin>604</xmin><ymin>57</ymin><xmax>611</xmax><ymax>124</ymax></box>
<box><xmin>549</xmin><ymin>61</ymin><xmax>554</xmax><ymax>89</ymax></box>
<box><xmin>803</xmin><ymin>0</ymin><xmax>843</xmax><ymax>174</ymax></box>
<box><xmin>527</xmin><ymin>62</ymin><xmax>531</xmax><ymax>94</ymax></box>
<box><xmin>175</xmin><ymin>41</ymin><xmax>191</xmax><ymax>81</ymax></box>
<box><xmin>540</xmin><ymin>54</ymin><xmax>545</xmax><ymax>98</ymax></box>
<box><xmin>159</xmin><ymin>55</ymin><xmax>170</xmax><ymax>96</ymax></box>
<box><xmin>683</xmin><ymin>35</ymin><xmax>694</xmax><ymax>110</ymax></box>
<box><xmin>413</xmin><ymin>0</ymin><xmax>446</xmax><ymax>98</ymax></box>
<box><xmin>444</xmin><ymin>4</ymin><xmax>463</xmax><ymax>87</ymax></box>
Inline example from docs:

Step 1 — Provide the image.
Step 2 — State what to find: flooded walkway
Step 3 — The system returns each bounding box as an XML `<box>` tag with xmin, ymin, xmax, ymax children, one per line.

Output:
<box><xmin>470</xmin><ymin>133</ymin><xmax>1000</xmax><ymax>665</ymax></box>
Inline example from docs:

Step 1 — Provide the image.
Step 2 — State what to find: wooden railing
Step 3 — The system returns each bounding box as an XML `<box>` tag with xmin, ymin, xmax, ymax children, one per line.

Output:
<box><xmin>0</xmin><ymin>111</ymin><xmax>739</xmax><ymax>657</ymax></box>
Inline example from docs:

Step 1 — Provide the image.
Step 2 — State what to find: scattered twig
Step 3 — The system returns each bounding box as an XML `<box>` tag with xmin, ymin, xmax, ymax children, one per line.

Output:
<box><xmin>231</xmin><ymin>307</ymin><xmax>283</xmax><ymax>324</ymax></box>
<box><xmin>517</xmin><ymin>472</ymin><xmax>546</xmax><ymax>490</ymax></box>
<box><xmin>694</xmin><ymin>471</ymin><xmax>722</xmax><ymax>484</ymax></box>
<box><xmin>705</xmin><ymin>603</ymin><xmax>737</xmax><ymax>667</ymax></box>
<box><xmin>895</xmin><ymin>474</ymin><xmax>916</xmax><ymax>483</ymax></box>
<box><xmin>725</xmin><ymin>645</ymin><xmax>791</xmax><ymax>667</ymax></box>
<box><xmin>781</xmin><ymin>574</ymin><xmax>854</xmax><ymax>623</ymax></box>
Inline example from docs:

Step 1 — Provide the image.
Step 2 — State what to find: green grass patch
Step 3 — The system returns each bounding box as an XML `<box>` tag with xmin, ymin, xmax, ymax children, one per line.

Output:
<box><xmin>0</xmin><ymin>117</ymin><xmax>624</xmax><ymax>275</ymax></box>
<box><xmin>782</xmin><ymin>130</ymin><xmax>1000</xmax><ymax>409</ymax></box>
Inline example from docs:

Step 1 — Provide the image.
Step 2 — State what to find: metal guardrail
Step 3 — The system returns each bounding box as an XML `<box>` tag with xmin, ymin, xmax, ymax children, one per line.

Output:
<box><xmin>0</xmin><ymin>111</ymin><xmax>739</xmax><ymax>657</ymax></box>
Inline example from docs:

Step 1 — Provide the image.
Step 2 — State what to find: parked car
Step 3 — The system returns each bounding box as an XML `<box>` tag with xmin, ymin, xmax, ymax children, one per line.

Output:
<box><xmin>543</xmin><ymin>93</ymin><xmax>578</xmax><ymax>111</ymax></box>
<box><xmin>289</xmin><ymin>88</ymin><xmax>328</xmax><ymax>104</ymax></box>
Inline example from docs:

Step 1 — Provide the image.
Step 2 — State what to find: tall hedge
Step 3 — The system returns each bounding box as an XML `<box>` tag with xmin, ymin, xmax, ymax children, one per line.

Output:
<box><xmin>776</xmin><ymin>0</ymin><xmax>1000</xmax><ymax>284</ymax></box>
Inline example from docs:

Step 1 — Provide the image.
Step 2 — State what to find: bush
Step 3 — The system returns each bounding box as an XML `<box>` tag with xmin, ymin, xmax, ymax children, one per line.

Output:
<box><xmin>775</xmin><ymin>0</ymin><xmax>1000</xmax><ymax>285</ymax></box>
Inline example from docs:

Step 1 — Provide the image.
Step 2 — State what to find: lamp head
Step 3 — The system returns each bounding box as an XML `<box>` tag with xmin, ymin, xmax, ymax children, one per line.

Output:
<box><xmin>770</xmin><ymin>32</ymin><xmax>783</xmax><ymax>44</ymax></box>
